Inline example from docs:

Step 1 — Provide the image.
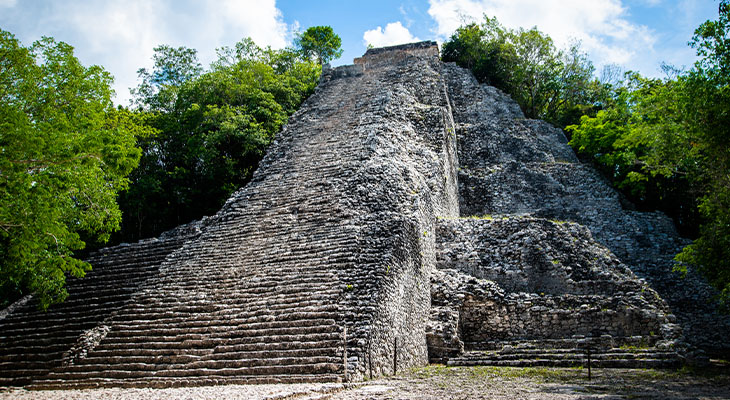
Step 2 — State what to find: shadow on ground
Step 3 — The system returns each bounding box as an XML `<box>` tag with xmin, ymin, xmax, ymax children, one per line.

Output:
<box><xmin>330</xmin><ymin>364</ymin><xmax>730</xmax><ymax>400</ymax></box>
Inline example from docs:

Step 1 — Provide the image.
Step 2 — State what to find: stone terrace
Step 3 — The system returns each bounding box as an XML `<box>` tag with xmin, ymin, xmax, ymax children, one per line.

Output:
<box><xmin>2</xmin><ymin>41</ymin><xmax>729</xmax><ymax>389</ymax></box>
<box><xmin>1</xmin><ymin>42</ymin><xmax>460</xmax><ymax>388</ymax></box>
<box><xmin>439</xmin><ymin>62</ymin><xmax>730</xmax><ymax>364</ymax></box>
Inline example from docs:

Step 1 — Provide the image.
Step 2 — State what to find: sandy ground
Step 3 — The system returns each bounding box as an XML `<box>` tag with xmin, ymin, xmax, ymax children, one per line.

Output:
<box><xmin>2</xmin><ymin>366</ymin><xmax>729</xmax><ymax>399</ymax></box>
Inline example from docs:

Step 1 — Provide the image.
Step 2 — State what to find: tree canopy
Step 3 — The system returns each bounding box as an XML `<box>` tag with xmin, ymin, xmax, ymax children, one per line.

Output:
<box><xmin>441</xmin><ymin>17</ymin><xmax>601</xmax><ymax>126</ymax></box>
<box><xmin>0</xmin><ymin>30</ymin><xmax>149</xmax><ymax>309</ymax></box>
<box><xmin>118</xmin><ymin>38</ymin><xmax>321</xmax><ymax>241</ymax></box>
<box><xmin>446</xmin><ymin>6</ymin><xmax>730</xmax><ymax>308</ymax></box>
<box><xmin>567</xmin><ymin>1</ymin><xmax>730</xmax><ymax>307</ymax></box>
<box><xmin>294</xmin><ymin>26</ymin><xmax>343</xmax><ymax>65</ymax></box>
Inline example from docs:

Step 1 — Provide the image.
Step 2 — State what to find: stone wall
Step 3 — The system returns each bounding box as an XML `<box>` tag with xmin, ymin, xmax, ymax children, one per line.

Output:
<box><xmin>441</xmin><ymin>60</ymin><xmax>730</xmax><ymax>359</ymax></box>
<box><xmin>3</xmin><ymin>41</ymin><xmax>728</xmax><ymax>388</ymax></box>
<box><xmin>0</xmin><ymin>41</ymin><xmax>460</xmax><ymax>388</ymax></box>
<box><xmin>429</xmin><ymin>216</ymin><xmax>681</xmax><ymax>363</ymax></box>
<box><xmin>460</xmin><ymin>294</ymin><xmax>667</xmax><ymax>345</ymax></box>
<box><xmin>326</xmin><ymin>42</ymin><xmax>459</xmax><ymax>378</ymax></box>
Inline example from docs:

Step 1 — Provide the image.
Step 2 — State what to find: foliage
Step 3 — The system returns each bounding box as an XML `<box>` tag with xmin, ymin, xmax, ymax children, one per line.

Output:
<box><xmin>0</xmin><ymin>30</ymin><xmax>148</xmax><ymax>309</ymax></box>
<box><xmin>567</xmin><ymin>1</ymin><xmax>730</xmax><ymax>306</ymax></box>
<box><xmin>131</xmin><ymin>45</ymin><xmax>203</xmax><ymax>112</ymax></box>
<box><xmin>294</xmin><ymin>26</ymin><xmax>343</xmax><ymax>65</ymax></box>
<box><xmin>119</xmin><ymin>38</ymin><xmax>321</xmax><ymax>241</ymax></box>
<box><xmin>441</xmin><ymin>16</ymin><xmax>599</xmax><ymax>125</ymax></box>
<box><xmin>445</xmin><ymin>8</ymin><xmax>730</xmax><ymax>306</ymax></box>
<box><xmin>691</xmin><ymin>0</ymin><xmax>730</xmax><ymax>84</ymax></box>
<box><xmin>441</xmin><ymin>20</ymin><xmax>514</xmax><ymax>90</ymax></box>
<box><xmin>566</xmin><ymin>72</ymin><xmax>702</xmax><ymax>234</ymax></box>
<box><xmin>674</xmin><ymin>0</ymin><xmax>730</xmax><ymax>307</ymax></box>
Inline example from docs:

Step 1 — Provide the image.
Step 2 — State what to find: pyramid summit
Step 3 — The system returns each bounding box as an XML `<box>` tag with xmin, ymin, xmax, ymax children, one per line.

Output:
<box><xmin>1</xmin><ymin>41</ymin><xmax>728</xmax><ymax>389</ymax></box>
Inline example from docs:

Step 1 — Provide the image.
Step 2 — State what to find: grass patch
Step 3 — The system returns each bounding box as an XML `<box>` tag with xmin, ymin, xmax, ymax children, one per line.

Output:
<box><xmin>618</xmin><ymin>343</ymin><xmax>650</xmax><ymax>352</ymax></box>
<box><xmin>410</xmin><ymin>365</ymin><xmax>584</xmax><ymax>383</ymax></box>
<box><xmin>398</xmin><ymin>364</ymin><xmax>730</xmax><ymax>399</ymax></box>
<box><xmin>467</xmin><ymin>366</ymin><xmax>584</xmax><ymax>382</ymax></box>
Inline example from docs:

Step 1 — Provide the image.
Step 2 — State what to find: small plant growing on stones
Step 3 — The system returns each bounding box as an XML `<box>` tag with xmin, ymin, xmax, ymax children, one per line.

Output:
<box><xmin>462</xmin><ymin>214</ymin><xmax>493</xmax><ymax>220</ymax></box>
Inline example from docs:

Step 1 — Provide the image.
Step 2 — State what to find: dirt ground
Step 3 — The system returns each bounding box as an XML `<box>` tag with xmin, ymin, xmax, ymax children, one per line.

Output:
<box><xmin>332</xmin><ymin>365</ymin><xmax>730</xmax><ymax>400</ymax></box>
<box><xmin>2</xmin><ymin>365</ymin><xmax>729</xmax><ymax>399</ymax></box>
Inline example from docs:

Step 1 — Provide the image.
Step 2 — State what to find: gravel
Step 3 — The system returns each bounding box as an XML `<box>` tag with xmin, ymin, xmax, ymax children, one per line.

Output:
<box><xmin>0</xmin><ymin>383</ymin><xmax>344</xmax><ymax>400</ymax></box>
<box><xmin>2</xmin><ymin>367</ymin><xmax>729</xmax><ymax>400</ymax></box>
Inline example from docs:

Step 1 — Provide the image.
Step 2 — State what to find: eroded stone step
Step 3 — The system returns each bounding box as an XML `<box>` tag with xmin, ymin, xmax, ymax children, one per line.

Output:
<box><xmin>64</xmin><ymin>356</ymin><xmax>342</xmax><ymax>373</ymax></box>
<box><xmin>108</xmin><ymin>317</ymin><xmax>338</xmax><ymax>335</ymax></box>
<box><xmin>43</xmin><ymin>362</ymin><xmax>342</xmax><ymax>380</ymax></box>
<box><xmin>103</xmin><ymin>323</ymin><xmax>339</xmax><ymax>341</ymax></box>
<box><xmin>27</xmin><ymin>373</ymin><xmax>343</xmax><ymax>390</ymax></box>
<box><xmin>86</xmin><ymin>339</ymin><xmax>342</xmax><ymax>360</ymax></box>
<box><xmin>456</xmin><ymin>351</ymin><xmax>679</xmax><ymax>361</ymax></box>
<box><xmin>75</xmin><ymin>346</ymin><xmax>340</xmax><ymax>366</ymax></box>
<box><xmin>93</xmin><ymin>332</ymin><xmax>343</xmax><ymax>352</ymax></box>
<box><xmin>448</xmin><ymin>358</ymin><xmax>680</xmax><ymax>368</ymax></box>
<box><xmin>0</xmin><ymin>344</ymin><xmax>73</xmax><ymax>357</ymax></box>
<box><xmin>0</xmin><ymin>350</ymin><xmax>65</xmax><ymax>364</ymax></box>
<box><xmin>112</xmin><ymin>303</ymin><xmax>342</xmax><ymax>323</ymax></box>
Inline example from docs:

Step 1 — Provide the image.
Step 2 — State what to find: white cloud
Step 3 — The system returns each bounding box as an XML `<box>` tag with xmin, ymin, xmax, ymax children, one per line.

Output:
<box><xmin>16</xmin><ymin>0</ymin><xmax>293</xmax><ymax>105</ymax></box>
<box><xmin>215</xmin><ymin>0</ymin><xmax>289</xmax><ymax>49</ymax></box>
<box><xmin>363</xmin><ymin>21</ymin><xmax>420</xmax><ymax>48</ymax></box>
<box><xmin>427</xmin><ymin>0</ymin><xmax>657</xmax><ymax>71</ymax></box>
<box><xmin>399</xmin><ymin>5</ymin><xmax>415</xmax><ymax>28</ymax></box>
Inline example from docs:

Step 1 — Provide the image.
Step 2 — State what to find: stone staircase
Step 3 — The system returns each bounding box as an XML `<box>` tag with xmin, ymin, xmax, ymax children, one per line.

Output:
<box><xmin>425</xmin><ymin>62</ymin><xmax>701</xmax><ymax>367</ymax></box>
<box><xmin>0</xmin><ymin>229</ymin><xmax>195</xmax><ymax>387</ymax></box>
<box><xmin>1</xmin><ymin>42</ymin><xmax>460</xmax><ymax>388</ymax></box>
<box><xmin>23</xmin><ymin>113</ymin><xmax>360</xmax><ymax>388</ymax></box>
<box><xmin>449</xmin><ymin>339</ymin><xmax>681</xmax><ymax>368</ymax></box>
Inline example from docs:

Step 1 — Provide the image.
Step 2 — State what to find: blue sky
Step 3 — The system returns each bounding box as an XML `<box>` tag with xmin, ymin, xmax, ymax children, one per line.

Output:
<box><xmin>0</xmin><ymin>0</ymin><xmax>719</xmax><ymax>105</ymax></box>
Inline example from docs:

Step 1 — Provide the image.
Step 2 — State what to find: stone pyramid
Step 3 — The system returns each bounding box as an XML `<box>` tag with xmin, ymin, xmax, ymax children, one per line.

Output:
<box><xmin>2</xmin><ymin>42</ymin><xmax>728</xmax><ymax>390</ymax></box>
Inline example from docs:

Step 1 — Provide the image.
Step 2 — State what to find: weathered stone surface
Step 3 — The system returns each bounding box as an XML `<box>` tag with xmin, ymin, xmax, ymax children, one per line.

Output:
<box><xmin>0</xmin><ymin>222</ymin><xmax>200</xmax><ymax>387</ymax></box>
<box><xmin>1</xmin><ymin>41</ymin><xmax>727</xmax><ymax>389</ymax></box>
<box><xmin>428</xmin><ymin>217</ymin><xmax>682</xmax><ymax>365</ymax></box>
<box><xmin>1</xmin><ymin>41</ymin><xmax>458</xmax><ymax>388</ymax></box>
<box><xmin>440</xmin><ymin>60</ymin><xmax>730</xmax><ymax>363</ymax></box>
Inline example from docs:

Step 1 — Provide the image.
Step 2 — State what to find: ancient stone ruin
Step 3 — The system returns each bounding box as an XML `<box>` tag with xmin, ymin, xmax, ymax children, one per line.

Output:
<box><xmin>1</xmin><ymin>42</ymin><xmax>729</xmax><ymax>389</ymax></box>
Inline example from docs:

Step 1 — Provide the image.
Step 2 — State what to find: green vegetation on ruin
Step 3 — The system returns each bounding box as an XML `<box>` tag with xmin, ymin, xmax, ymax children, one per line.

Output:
<box><xmin>442</xmin><ymin>1</ymin><xmax>730</xmax><ymax>308</ymax></box>
<box><xmin>2</xmin><ymin>1</ymin><xmax>729</xmax><ymax>312</ymax></box>
<box><xmin>0</xmin><ymin>26</ymin><xmax>343</xmax><ymax>309</ymax></box>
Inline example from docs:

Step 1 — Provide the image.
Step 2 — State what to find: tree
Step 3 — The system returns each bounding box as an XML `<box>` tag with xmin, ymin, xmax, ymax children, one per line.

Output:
<box><xmin>119</xmin><ymin>39</ymin><xmax>320</xmax><ymax>242</ymax></box>
<box><xmin>691</xmin><ymin>0</ymin><xmax>730</xmax><ymax>84</ymax></box>
<box><xmin>130</xmin><ymin>45</ymin><xmax>203</xmax><ymax>111</ymax></box>
<box><xmin>294</xmin><ymin>26</ymin><xmax>343</xmax><ymax>65</ymax></box>
<box><xmin>0</xmin><ymin>30</ymin><xmax>148</xmax><ymax>309</ymax></box>
<box><xmin>566</xmin><ymin>72</ymin><xmax>701</xmax><ymax>232</ymax></box>
<box><xmin>441</xmin><ymin>20</ymin><xmax>515</xmax><ymax>90</ymax></box>
<box><xmin>441</xmin><ymin>16</ymin><xmax>598</xmax><ymax>126</ymax></box>
<box><xmin>508</xmin><ymin>27</ymin><xmax>563</xmax><ymax>119</ymax></box>
<box><xmin>674</xmin><ymin>0</ymin><xmax>730</xmax><ymax>306</ymax></box>
<box><xmin>566</xmin><ymin>1</ymin><xmax>730</xmax><ymax>307</ymax></box>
